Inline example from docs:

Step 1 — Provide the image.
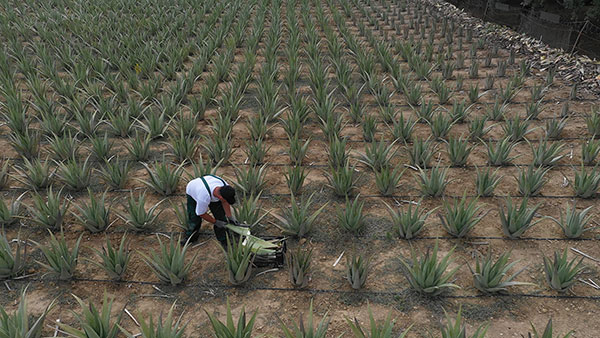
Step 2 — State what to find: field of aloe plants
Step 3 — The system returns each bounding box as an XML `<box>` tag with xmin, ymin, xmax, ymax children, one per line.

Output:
<box><xmin>1</xmin><ymin>0</ymin><xmax>599</xmax><ymax>336</ymax></box>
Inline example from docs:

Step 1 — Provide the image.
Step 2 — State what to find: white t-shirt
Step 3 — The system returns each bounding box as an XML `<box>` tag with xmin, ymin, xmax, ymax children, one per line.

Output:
<box><xmin>186</xmin><ymin>175</ymin><xmax>228</xmax><ymax>216</ymax></box>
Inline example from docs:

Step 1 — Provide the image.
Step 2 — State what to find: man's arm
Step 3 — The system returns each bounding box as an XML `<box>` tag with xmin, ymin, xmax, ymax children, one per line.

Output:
<box><xmin>200</xmin><ymin>213</ymin><xmax>216</xmax><ymax>224</ymax></box>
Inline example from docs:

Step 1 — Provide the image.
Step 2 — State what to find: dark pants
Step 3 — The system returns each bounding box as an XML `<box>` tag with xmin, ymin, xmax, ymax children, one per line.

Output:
<box><xmin>186</xmin><ymin>194</ymin><xmax>229</xmax><ymax>246</ymax></box>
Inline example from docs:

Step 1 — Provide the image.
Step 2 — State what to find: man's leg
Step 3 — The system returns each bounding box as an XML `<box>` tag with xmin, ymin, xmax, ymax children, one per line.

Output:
<box><xmin>209</xmin><ymin>201</ymin><xmax>229</xmax><ymax>247</ymax></box>
<box><xmin>186</xmin><ymin>195</ymin><xmax>202</xmax><ymax>242</ymax></box>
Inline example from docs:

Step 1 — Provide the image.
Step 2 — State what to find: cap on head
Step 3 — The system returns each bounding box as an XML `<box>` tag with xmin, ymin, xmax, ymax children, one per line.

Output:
<box><xmin>220</xmin><ymin>185</ymin><xmax>236</xmax><ymax>205</ymax></box>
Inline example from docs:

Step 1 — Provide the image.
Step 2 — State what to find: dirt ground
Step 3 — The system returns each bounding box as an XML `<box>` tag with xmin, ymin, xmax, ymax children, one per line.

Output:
<box><xmin>1</xmin><ymin>0</ymin><xmax>599</xmax><ymax>337</ymax></box>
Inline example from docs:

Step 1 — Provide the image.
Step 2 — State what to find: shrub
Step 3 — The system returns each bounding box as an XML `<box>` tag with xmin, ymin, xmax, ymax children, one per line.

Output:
<box><xmin>486</xmin><ymin>138</ymin><xmax>519</xmax><ymax>166</ymax></box>
<box><xmin>528</xmin><ymin>319</ymin><xmax>573</xmax><ymax>338</ymax></box>
<box><xmin>122</xmin><ymin>302</ymin><xmax>187</xmax><ymax>338</ymax></box>
<box><xmin>0</xmin><ymin>194</ymin><xmax>23</xmax><ymax>227</ymax></box>
<box><xmin>531</xmin><ymin>139</ymin><xmax>564</xmax><ymax>167</ymax></box>
<box><xmin>56</xmin><ymin>156</ymin><xmax>93</xmax><ymax>191</ymax></box>
<box><xmin>400</xmin><ymin>241</ymin><xmax>460</xmax><ymax>295</ymax></box>
<box><xmin>99</xmin><ymin>156</ymin><xmax>131</xmax><ymax>190</ymax></box>
<box><xmin>285</xmin><ymin>165</ymin><xmax>307</xmax><ymax>196</ymax></box>
<box><xmin>14</xmin><ymin>157</ymin><xmax>53</xmax><ymax>190</ymax></box>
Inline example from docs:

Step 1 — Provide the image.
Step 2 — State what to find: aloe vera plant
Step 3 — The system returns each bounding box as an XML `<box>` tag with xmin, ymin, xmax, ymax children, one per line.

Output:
<box><xmin>325</xmin><ymin>161</ymin><xmax>357</xmax><ymax>197</ymax></box>
<box><xmin>206</xmin><ymin>298</ymin><xmax>257</xmax><ymax>338</ymax></box>
<box><xmin>140</xmin><ymin>235</ymin><xmax>197</xmax><ymax>286</ymax></box>
<box><xmin>233</xmin><ymin>164</ymin><xmax>268</xmax><ymax>197</ymax></box>
<box><xmin>120</xmin><ymin>191</ymin><xmax>163</xmax><ymax>231</ymax></box>
<box><xmin>14</xmin><ymin>157</ymin><xmax>53</xmax><ymax>190</ymax></box>
<box><xmin>548</xmin><ymin>203</ymin><xmax>595</xmax><ymax>238</ymax></box>
<box><xmin>346</xmin><ymin>253</ymin><xmax>370</xmax><ymax>289</ymax></box>
<box><xmin>531</xmin><ymin>139</ymin><xmax>564</xmax><ymax>167</ymax></box>
<box><xmin>386</xmin><ymin>202</ymin><xmax>436</xmax><ymax>239</ymax></box>
<box><xmin>389</xmin><ymin>113</ymin><xmax>416</xmax><ymax>142</ymax></box>
<box><xmin>0</xmin><ymin>194</ymin><xmax>22</xmax><ymax>227</ymax></box>
<box><xmin>0</xmin><ymin>231</ymin><xmax>26</xmax><ymax>279</ymax></box>
<box><xmin>400</xmin><ymin>241</ymin><xmax>460</xmax><ymax>295</ymax></box>
<box><xmin>446</xmin><ymin>135</ymin><xmax>472</xmax><ymax>167</ymax></box>
<box><xmin>99</xmin><ymin>156</ymin><xmax>131</xmax><ymax>190</ymax></box>
<box><xmin>486</xmin><ymin>138</ymin><xmax>519</xmax><ymax>166</ymax></box>
<box><xmin>288</xmin><ymin>246</ymin><xmax>312</xmax><ymax>288</ymax></box>
<box><xmin>140</xmin><ymin>159</ymin><xmax>184</xmax><ymax>196</ymax></box>
<box><xmin>528</xmin><ymin>318</ymin><xmax>573</xmax><ymax>338</ymax></box>
<box><xmin>346</xmin><ymin>303</ymin><xmax>410</xmax><ymax>338</ymax></box>
<box><xmin>573</xmin><ymin>164</ymin><xmax>600</xmax><ymax>198</ymax></box>
<box><xmin>35</xmin><ymin>230</ymin><xmax>82</xmax><ymax>280</ymax></box>
<box><xmin>0</xmin><ymin>287</ymin><xmax>55</xmax><ymax>338</ymax></box>
<box><xmin>499</xmin><ymin>196</ymin><xmax>543</xmax><ymax>238</ymax></box>
<box><xmin>416</xmin><ymin>164</ymin><xmax>450</xmax><ymax>197</ymax></box>
<box><xmin>359</xmin><ymin>137</ymin><xmax>397</xmax><ymax>172</ymax></box>
<box><xmin>338</xmin><ymin>195</ymin><xmax>366</xmax><ymax>234</ymax></box>
<box><xmin>441</xmin><ymin>306</ymin><xmax>488</xmax><ymax>338</ymax></box>
<box><xmin>72</xmin><ymin>189</ymin><xmax>112</xmax><ymax>233</ymax></box>
<box><xmin>439</xmin><ymin>194</ymin><xmax>486</xmax><ymax>237</ymax></box>
<box><xmin>60</xmin><ymin>291</ymin><xmax>122</xmax><ymax>338</ymax></box>
<box><xmin>56</xmin><ymin>156</ymin><xmax>93</xmax><ymax>191</ymax></box>
<box><xmin>516</xmin><ymin>165</ymin><xmax>549</xmax><ymax>197</ymax></box>
<box><xmin>122</xmin><ymin>302</ymin><xmax>187</xmax><ymax>338</ymax></box>
<box><xmin>543</xmin><ymin>248</ymin><xmax>585</xmax><ymax>292</ymax></box>
<box><xmin>279</xmin><ymin>300</ymin><xmax>330</xmax><ymax>338</ymax></box>
<box><xmin>285</xmin><ymin>165</ymin><xmax>307</xmax><ymax>195</ymax></box>
<box><xmin>375</xmin><ymin>166</ymin><xmax>405</xmax><ymax>196</ymax></box>
<box><xmin>89</xmin><ymin>235</ymin><xmax>131</xmax><ymax>280</ymax></box>
<box><xmin>224</xmin><ymin>234</ymin><xmax>253</xmax><ymax>285</ymax></box>
<box><xmin>409</xmin><ymin>138</ymin><xmax>435</xmax><ymax>168</ymax></box>
<box><xmin>28</xmin><ymin>187</ymin><xmax>70</xmax><ymax>229</ymax></box>
<box><xmin>470</xmin><ymin>250</ymin><xmax>534</xmax><ymax>293</ymax></box>
<box><xmin>475</xmin><ymin>167</ymin><xmax>502</xmax><ymax>197</ymax></box>
<box><xmin>581</xmin><ymin>139</ymin><xmax>600</xmax><ymax>165</ymax></box>
<box><xmin>273</xmin><ymin>193</ymin><xmax>327</xmax><ymax>237</ymax></box>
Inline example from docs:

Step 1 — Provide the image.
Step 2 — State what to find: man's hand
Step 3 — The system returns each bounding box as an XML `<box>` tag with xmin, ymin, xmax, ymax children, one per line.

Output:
<box><xmin>227</xmin><ymin>216</ymin><xmax>241</xmax><ymax>226</ymax></box>
<box><xmin>215</xmin><ymin>220</ymin><xmax>227</xmax><ymax>228</ymax></box>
